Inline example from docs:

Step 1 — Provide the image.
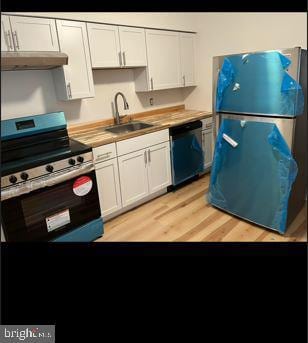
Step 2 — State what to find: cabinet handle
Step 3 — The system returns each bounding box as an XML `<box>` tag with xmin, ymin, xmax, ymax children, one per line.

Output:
<box><xmin>148</xmin><ymin>149</ymin><xmax>151</xmax><ymax>163</ymax></box>
<box><xmin>13</xmin><ymin>31</ymin><xmax>19</xmax><ymax>50</ymax></box>
<box><xmin>5</xmin><ymin>31</ymin><xmax>13</xmax><ymax>50</ymax></box>
<box><xmin>150</xmin><ymin>78</ymin><xmax>153</xmax><ymax>90</ymax></box>
<box><xmin>183</xmin><ymin>75</ymin><xmax>186</xmax><ymax>87</ymax></box>
<box><xmin>144</xmin><ymin>150</ymin><xmax>147</xmax><ymax>165</ymax></box>
<box><xmin>67</xmin><ymin>82</ymin><xmax>72</xmax><ymax>99</ymax></box>
<box><xmin>118</xmin><ymin>52</ymin><xmax>122</xmax><ymax>66</ymax></box>
<box><xmin>122</xmin><ymin>51</ymin><xmax>126</xmax><ymax>66</ymax></box>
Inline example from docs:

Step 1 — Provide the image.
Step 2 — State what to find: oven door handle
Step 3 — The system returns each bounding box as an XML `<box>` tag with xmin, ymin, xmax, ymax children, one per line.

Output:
<box><xmin>1</xmin><ymin>162</ymin><xmax>95</xmax><ymax>201</ymax></box>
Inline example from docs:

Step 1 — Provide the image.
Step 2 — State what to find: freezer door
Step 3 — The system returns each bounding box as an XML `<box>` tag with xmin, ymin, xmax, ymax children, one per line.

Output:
<box><xmin>213</xmin><ymin>48</ymin><xmax>304</xmax><ymax>117</ymax></box>
<box><xmin>208</xmin><ymin>117</ymin><xmax>298</xmax><ymax>233</ymax></box>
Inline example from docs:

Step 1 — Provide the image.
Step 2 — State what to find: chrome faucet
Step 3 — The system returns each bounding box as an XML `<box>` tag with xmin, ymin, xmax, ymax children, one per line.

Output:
<box><xmin>114</xmin><ymin>92</ymin><xmax>129</xmax><ymax>125</ymax></box>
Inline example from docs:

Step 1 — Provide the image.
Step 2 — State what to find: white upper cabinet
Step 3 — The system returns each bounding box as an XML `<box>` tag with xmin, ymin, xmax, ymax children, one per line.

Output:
<box><xmin>1</xmin><ymin>15</ymin><xmax>13</xmax><ymax>51</ymax></box>
<box><xmin>8</xmin><ymin>16</ymin><xmax>59</xmax><ymax>51</ymax></box>
<box><xmin>53</xmin><ymin>20</ymin><xmax>94</xmax><ymax>100</ymax></box>
<box><xmin>87</xmin><ymin>24</ymin><xmax>147</xmax><ymax>68</ymax></box>
<box><xmin>87</xmin><ymin>23</ymin><xmax>121</xmax><ymax>68</ymax></box>
<box><xmin>179</xmin><ymin>33</ymin><xmax>196</xmax><ymax>86</ymax></box>
<box><xmin>145</xmin><ymin>29</ymin><xmax>181</xmax><ymax>90</ymax></box>
<box><xmin>135</xmin><ymin>29</ymin><xmax>181</xmax><ymax>91</ymax></box>
<box><xmin>118</xmin><ymin>26</ymin><xmax>147</xmax><ymax>67</ymax></box>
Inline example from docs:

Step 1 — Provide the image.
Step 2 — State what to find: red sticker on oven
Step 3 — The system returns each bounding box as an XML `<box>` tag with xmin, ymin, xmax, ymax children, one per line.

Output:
<box><xmin>73</xmin><ymin>176</ymin><xmax>93</xmax><ymax>196</ymax></box>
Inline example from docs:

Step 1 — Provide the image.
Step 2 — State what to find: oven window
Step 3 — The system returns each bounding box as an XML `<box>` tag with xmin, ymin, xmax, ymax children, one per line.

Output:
<box><xmin>2</xmin><ymin>171</ymin><xmax>101</xmax><ymax>241</ymax></box>
<box><xmin>22</xmin><ymin>183</ymin><xmax>82</xmax><ymax>229</ymax></box>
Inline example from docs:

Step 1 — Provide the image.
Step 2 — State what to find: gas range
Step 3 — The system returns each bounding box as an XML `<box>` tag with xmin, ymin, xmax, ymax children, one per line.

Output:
<box><xmin>1</xmin><ymin>111</ymin><xmax>103</xmax><ymax>242</ymax></box>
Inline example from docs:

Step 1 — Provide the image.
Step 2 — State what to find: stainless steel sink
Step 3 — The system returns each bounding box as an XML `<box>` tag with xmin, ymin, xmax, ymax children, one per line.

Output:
<box><xmin>104</xmin><ymin>121</ymin><xmax>154</xmax><ymax>134</ymax></box>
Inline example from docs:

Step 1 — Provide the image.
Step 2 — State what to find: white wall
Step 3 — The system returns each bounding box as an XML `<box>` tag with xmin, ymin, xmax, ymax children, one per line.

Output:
<box><xmin>1</xmin><ymin>12</ymin><xmax>197</xmax><ymax>124</ymax></box>
<box><xmin>184</xmin><ymin>12</ymin><xmax>307</xmax><ymax>111</ymax></box>
<box><xmin>1</xmin><ymin>69</ymin><xmax>185</xmax><ymax>124</ymax></box>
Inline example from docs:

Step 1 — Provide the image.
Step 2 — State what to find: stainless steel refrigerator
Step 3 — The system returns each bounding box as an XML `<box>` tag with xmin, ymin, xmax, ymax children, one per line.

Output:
<box><xmin>208</xmin><ymin>47</ymin><xmax>307</xmax><ymax>234</ymax></box>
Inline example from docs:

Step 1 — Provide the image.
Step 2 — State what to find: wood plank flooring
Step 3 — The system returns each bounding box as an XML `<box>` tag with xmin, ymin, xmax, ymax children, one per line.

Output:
<box><xmin>97</xmin><ymin>174</ymin><xmax>307</xmax><ymax>242</ymax></box>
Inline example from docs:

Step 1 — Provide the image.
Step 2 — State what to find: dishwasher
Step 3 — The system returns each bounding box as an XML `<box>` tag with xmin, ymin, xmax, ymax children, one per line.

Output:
<box><xmin>169</xmin><ymin>120</ymin><xmax>204</xmax><ymax>187</ymax></box>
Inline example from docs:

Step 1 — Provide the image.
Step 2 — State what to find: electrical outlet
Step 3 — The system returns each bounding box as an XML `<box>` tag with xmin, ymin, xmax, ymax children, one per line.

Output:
<box><xmin>149</xmin><ymin>97</ymin><xmax>154</xmax><ymax>106</ymax></box>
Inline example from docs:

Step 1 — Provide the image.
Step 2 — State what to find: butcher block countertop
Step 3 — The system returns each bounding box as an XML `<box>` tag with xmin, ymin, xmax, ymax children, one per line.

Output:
<box><xmin>69</xmin><ymin>105</ymin><xmax>212</xmax><ymax>148</ymax></box>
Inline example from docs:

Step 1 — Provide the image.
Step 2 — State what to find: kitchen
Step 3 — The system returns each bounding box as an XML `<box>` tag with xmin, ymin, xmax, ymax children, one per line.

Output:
<box><xmin>1</xmin><ymin>12</ymin><xmax>307</xmax><ymax>242</ymax></box>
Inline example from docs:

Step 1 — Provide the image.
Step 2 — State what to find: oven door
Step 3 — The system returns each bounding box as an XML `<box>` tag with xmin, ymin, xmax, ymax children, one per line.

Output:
<box><xmin>1</xmin><ymin>169</ymin><xmax>101</xmax><ymax>242</ymax></box>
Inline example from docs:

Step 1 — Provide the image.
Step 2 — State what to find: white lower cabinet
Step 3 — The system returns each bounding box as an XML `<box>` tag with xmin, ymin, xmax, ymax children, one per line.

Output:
<box><xmin>201</xmin><ymin>118</ymin><xmax>214</xmax><ymax>170</ymax></box>
<box><xmin>94</xmin><ymin>130</ymin><xmax>172</xmax><ymax>218</ymax></box>
<box><xmin>95</xmin><ymin>158</ymin><xmax>122</xmax><ymax>217</ymax></box>
<box><xmin>147</xmin><ymin>142</ymin><xmax>171</xmax><ymax>194</ymax></box>
<box><xmin>202</xmin><ymin>129</ymin><xmax>213</xmax><ymax>170</ymax></box>
<box><xmin>118</xmin><ymin>141</ymin><xmax>171</xmax><ymax>208</ymax></box>
<box><xmin>118</xmin><ymin>149</ymin><xmax>149</xmax><ymax>207</ymax></box>
<box><xmin>117</xmin><ymin>130</ymin><xmax>171</xmax><ymax>208</ymax></box>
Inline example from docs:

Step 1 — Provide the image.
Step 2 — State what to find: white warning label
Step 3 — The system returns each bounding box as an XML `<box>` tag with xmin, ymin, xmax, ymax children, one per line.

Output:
<box><xmin>46</xmin><ymin>209</ymin><xmax>71</xmax><ymax>232</ymax></box>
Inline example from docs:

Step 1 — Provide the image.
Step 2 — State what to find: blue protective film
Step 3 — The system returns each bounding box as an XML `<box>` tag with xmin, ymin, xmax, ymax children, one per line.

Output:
<box><xmin>208</xmin><ymin>118</ymin><xmax>298</xmax><ymax>233</ymax></box>
<box><xmin>216</xmin><ymin>58</ymin><xmax>235</xmax><ymax>112</ymax></box>
<box><xmin>171</xmin><ymin>134</ymin><xmax>204</xmax><ymax>185</ymax></box>
<box><xmin>216</xmin><ymin>51</ymin><xmax>304</xmax><ymax>116</ymax></box>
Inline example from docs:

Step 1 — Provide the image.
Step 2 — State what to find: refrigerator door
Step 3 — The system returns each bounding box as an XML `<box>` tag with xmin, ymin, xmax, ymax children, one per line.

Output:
<box><xmin>214</xmin><ymin>48</ymin><xmax>304</xmax><ymax>117</ymax></box>
<box><xmin>208</xmin><ymin>115</ymin><xmax>298</xmax><ymax>233</ymax></box>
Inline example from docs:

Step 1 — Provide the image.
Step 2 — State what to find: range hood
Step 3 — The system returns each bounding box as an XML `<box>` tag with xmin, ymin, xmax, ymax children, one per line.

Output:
<box><xmin>1</xmin><ymin>51</ymin><xmax>68</xmax><ymax>71</ymax></box>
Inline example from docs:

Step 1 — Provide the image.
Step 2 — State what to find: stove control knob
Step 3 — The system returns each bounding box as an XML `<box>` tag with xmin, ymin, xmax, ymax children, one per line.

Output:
<box><xmin>9</xmin><ymin>175</ymin><xmax>17</xmax><ymax>184</ymax></box>
<box><xmin>20</xmin><ymin>172</ymin><xmax>29</xmax><ymax>181</ymax></box>
<box><xmin>46</xmin><ymin>165</ymin><xmax>54</xmax><ymax>173</ymax></box>
<box><xmin>77</xmin><ymin>156</ymin><xmax>84</xmax><ymax>163</ymax></box>
<box><xmin>68</xmin><ymin>158</ymin><xmax>76</xmax><ymax>166</ymax></box>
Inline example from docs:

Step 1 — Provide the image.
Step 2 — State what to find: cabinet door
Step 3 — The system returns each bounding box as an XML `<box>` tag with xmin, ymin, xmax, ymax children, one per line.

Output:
<box><xmin>1</xmin><ymin>15</ymin><xmax>13</xmax><ymax>51</ymax></box>
<box><xmin>55</xmin><ymin>20</ymin><xmax>94</xmax><ymax>100</ymax></box>
<box><xmin>202</xmin><ymin>129</ymin><xmax>213</xmax><ymax>169</ymax></box>
<box><xmin>118</xmin><ymin>149</ymin><xmax>149</xmax><ymax>207</ymax></box>
<box><xmin>95</xmin><ymin>158</ymin><xmax>122</xmax><ymax>217</ymax></box>
<box><xmin>147</xmin><ymin>142</ymin><xmax>172</xmax><ymax>194</ymax></box>
<box><xmin>87</xmin><ymin>23</ymin><xmax>121</xmax><ymax>68</ymax></box>
<box><xmin>179</xmin><ymin>33</ymin><xmax>196</xmax><ymax>87</ymax></box>
<box><xmin>118</xmin><ymin>26</ymin><xmax>147</xmax><ymax>67</ymax></box>
<box><xmin>9</xmin><ymin>16</ymin><xmax>59</xmax><ymax>51</ymax></box>
<box><xmin>145</xmin><ymin>29</ymin><xmax>181</xmax><ymax>90</ymax></box>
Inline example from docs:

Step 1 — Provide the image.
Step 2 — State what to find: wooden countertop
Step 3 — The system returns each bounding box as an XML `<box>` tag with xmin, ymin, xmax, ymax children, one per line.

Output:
<box><xmin>69</xmin><ymin>105</ymin><xmax>212</xmax><ymax>148</ymax></box>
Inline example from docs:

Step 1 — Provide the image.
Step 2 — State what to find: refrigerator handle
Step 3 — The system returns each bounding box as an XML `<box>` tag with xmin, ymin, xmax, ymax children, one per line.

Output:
<box><xmin>212</xmin><ymin>67</ymin><xmax>220</xmax><ymax>138</ymax></box>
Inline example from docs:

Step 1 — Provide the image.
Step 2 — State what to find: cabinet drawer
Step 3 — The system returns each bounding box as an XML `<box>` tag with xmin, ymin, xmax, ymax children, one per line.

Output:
<box><xmin>93</xmin><ymin>143</ymin><xmax>117</xmax><ymax>162</ymax></box>
<box><xmin>201</xmin><ymin>117</ymin><xmax>213</xmax><ymax>130</ymax></box>
<box><xmin>116</xmin><ymin>129</ymin><xmax>169</xmax><ymax>156</ymax></box>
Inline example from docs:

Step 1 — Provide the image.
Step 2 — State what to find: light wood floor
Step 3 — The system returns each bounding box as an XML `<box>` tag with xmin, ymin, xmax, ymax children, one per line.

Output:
<box><xmin>97</xmin><ymin>174</ymin><xmax>307</xmax><ymax>242</ymax></box>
